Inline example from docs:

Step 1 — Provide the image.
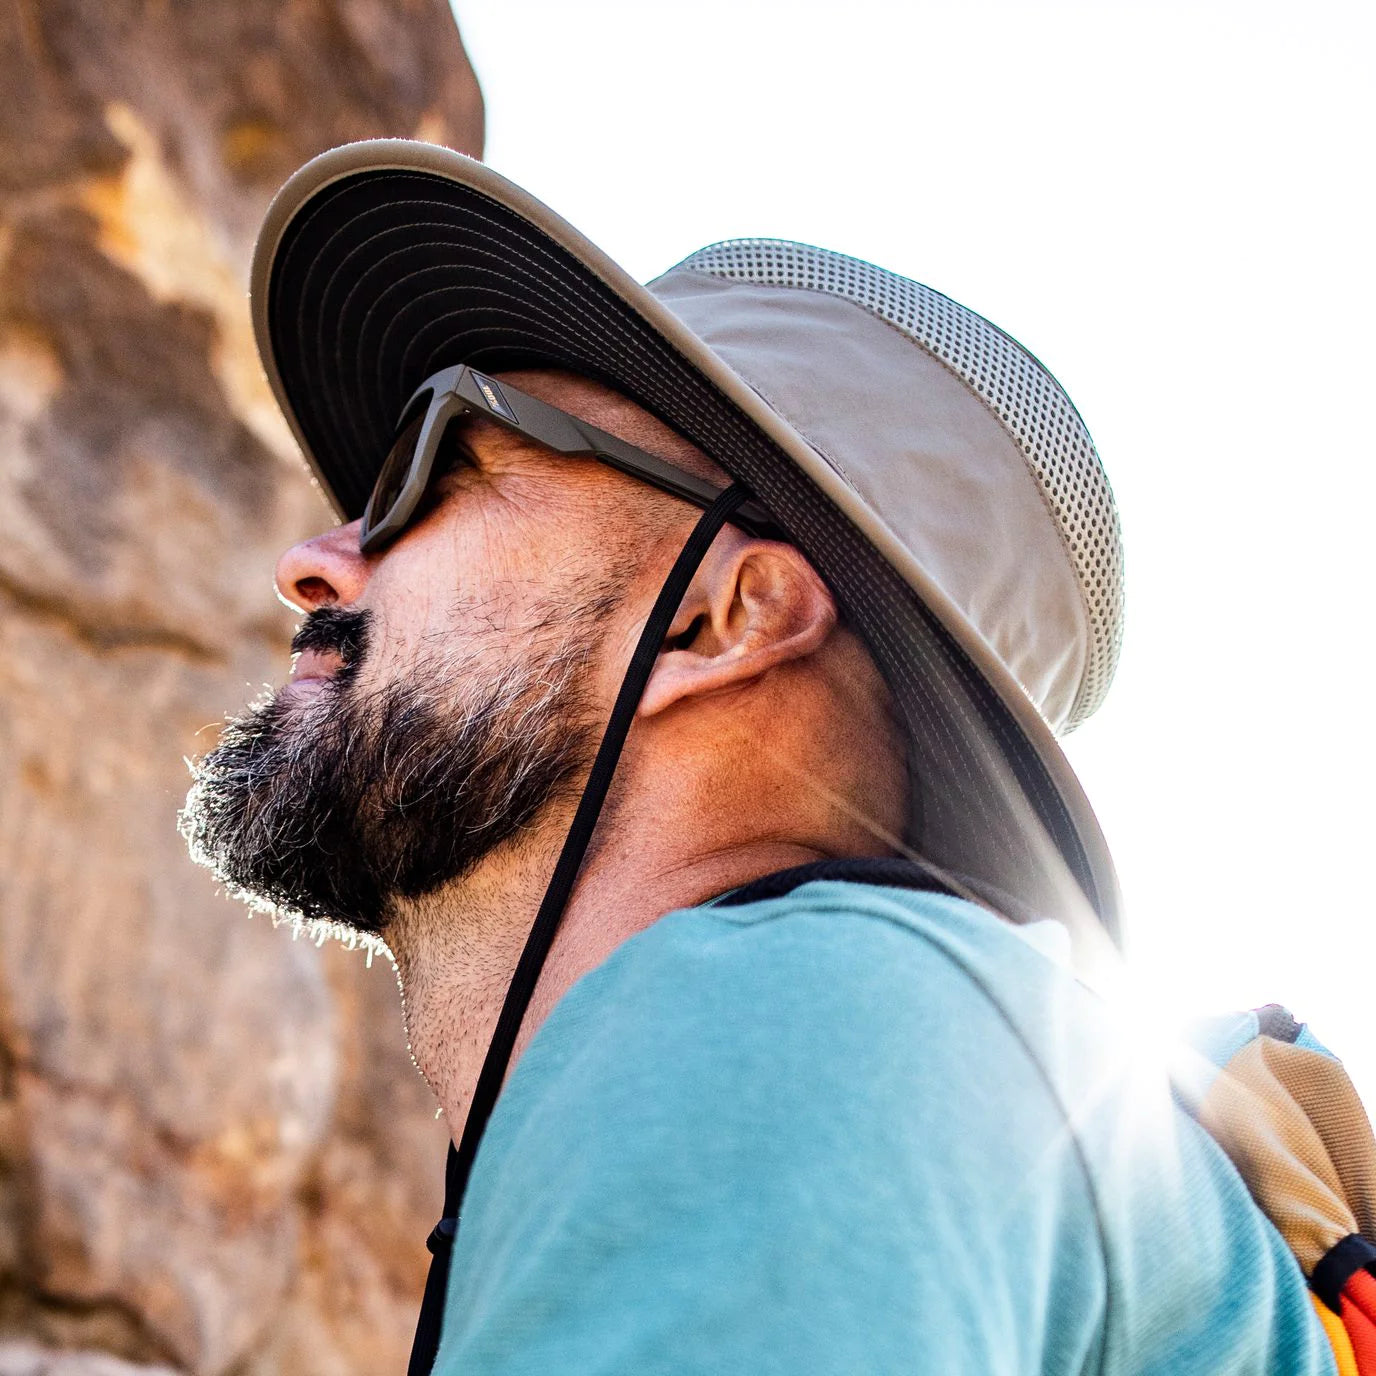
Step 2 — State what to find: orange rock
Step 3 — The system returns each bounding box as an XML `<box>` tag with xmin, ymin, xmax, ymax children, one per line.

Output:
<box><xmin>0</xmin><ymin>3</ymin><xmax>480</xmax><ymax>1370</ymax></box>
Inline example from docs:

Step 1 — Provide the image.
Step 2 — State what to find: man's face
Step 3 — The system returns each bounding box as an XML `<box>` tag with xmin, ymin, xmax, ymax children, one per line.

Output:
<box><xmin>181</xmin><ymin>371</ymin><xmax>699</xmax><ymax>935</ymax></box>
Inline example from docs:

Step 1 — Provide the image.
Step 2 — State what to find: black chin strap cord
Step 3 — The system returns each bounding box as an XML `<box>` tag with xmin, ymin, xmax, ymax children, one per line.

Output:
<box><xmin>407</xmin><ymin>484</ymin><xmax>751</xmax><ymax>1376</ymax></box>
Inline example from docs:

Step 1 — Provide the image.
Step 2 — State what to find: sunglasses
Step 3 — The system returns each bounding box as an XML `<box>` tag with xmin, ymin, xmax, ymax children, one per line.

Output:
<box><xmin>359</xmin><ymin>365</ymin><xmax>778</xmax><ymax>553</ymax></box>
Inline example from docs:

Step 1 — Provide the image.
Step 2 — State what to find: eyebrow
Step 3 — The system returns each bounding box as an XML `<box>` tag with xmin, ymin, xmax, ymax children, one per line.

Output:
<box><xmin>451</xmin><ymin>405</ymin><xmax>667</xmax><ymax>476</ymax></box>
<box><xmin>449</xmin><ymin>409</ymin><xmax>555</xmax><ymax>463</ymax></box>
<box><xmin>437</xmin><ymin>411</ymin><xmax>515</xmax><ymax>469</ymax></box>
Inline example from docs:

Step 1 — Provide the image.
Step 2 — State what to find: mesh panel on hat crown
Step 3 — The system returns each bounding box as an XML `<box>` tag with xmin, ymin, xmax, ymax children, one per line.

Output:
<box><xmin>679</xmin><ymin>239</ymin><xmax>1125</xmax><ymax>733</ymax></box>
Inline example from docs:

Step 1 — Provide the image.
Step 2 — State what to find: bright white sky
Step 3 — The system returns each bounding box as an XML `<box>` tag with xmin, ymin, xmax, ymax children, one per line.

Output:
<box><xmin>452</xmin><ymin>0</ymin><xmax>1374</xmax><ymax>1096</ymax></box>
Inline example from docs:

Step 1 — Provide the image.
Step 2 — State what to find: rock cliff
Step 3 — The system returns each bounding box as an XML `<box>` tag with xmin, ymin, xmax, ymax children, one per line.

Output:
<box><xmin>0</xmin><ymin>3</ymin><xmax>483</xmax><ymax>1371</ymax></box>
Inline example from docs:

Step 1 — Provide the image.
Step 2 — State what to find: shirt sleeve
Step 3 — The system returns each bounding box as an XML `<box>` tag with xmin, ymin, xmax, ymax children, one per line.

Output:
<box><xmin>436</xmin><ymin>900</ymin><xmax>1107</xmax><ymax>1375</ymax></box>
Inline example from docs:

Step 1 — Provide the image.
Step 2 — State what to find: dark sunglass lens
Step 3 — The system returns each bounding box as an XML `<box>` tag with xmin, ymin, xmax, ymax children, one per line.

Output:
<box><xmin>368</xmin><ymin>401</ymin><xmax>430</xmax><ymax>527</ymax></box>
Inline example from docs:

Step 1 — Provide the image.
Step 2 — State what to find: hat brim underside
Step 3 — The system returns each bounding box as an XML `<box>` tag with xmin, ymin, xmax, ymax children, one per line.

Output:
<box><xmin>262</xmin><ymin>164</ymin><xmax>1119</xmax><ymax>942</ymax></box>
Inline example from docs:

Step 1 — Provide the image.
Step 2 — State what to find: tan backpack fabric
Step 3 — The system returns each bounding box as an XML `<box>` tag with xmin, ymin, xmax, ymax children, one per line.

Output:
<box><xmin>1177</xmin><ymin>1006</ymin><xmax>1376</xmax><ymax>1374</ymax></box>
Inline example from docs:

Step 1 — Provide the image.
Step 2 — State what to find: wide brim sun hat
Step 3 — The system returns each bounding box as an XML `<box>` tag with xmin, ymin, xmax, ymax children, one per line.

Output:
<box><xmin>249</xmin><ymin>139</ymin><xmax>1125</xmax><ymax>948</ymax></box>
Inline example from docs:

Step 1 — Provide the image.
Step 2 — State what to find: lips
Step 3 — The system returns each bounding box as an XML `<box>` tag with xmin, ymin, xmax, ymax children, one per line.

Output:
<box><xmin>289</xmin><ymin>648</ymin><xmax>344</xmax><ymax>684</ymax></box>
<box><xmin>286</xmin><ymin>607</ymin><xmax>370</xmax><ymax>696</ymax></box>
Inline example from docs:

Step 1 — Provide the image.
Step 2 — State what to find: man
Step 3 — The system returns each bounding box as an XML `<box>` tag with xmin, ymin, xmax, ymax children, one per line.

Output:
<box><xmin>183</xmin><ymin>141</ymin><xmax>1340</xmax><ymax>1372</ymax></box>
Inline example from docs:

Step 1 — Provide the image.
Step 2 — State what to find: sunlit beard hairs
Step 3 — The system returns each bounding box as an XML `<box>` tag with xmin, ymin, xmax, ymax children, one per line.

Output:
<box><xmin>180</xmin><ymin>598</ymin><xmax>612</xmax><ymax>938</ymax></box>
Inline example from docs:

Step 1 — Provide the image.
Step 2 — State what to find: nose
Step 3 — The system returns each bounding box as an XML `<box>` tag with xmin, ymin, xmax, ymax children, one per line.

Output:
<box><xmin>275</xmin><ymin>518</ymin><xmax>372</xmax><ymax>612</ymax></box>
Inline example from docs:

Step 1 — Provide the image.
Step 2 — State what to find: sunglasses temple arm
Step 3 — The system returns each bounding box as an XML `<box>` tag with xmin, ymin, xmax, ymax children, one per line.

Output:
<box><xmin>567</xmin><ymin>423</ymin><xmax>778</xmax><ymax>539</ymax></box>
<box><xmin>455</xmin><ymin>372</ymin><xmax>778</xmax><ymax>538</ymax></box>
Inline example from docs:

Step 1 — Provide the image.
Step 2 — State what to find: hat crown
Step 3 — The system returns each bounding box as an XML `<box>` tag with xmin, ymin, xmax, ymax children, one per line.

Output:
<box><xmin>668</xmin><ymin>239</ymin><xmax>1124</xmax><ymax>732</ymax></box>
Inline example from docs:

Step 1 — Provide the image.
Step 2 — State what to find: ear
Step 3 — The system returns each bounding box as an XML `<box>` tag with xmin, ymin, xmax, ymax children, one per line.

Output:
<box><xmin>638</xmin><ymin>533</ymin><xmax>838</xmax><ymax>719</ymax></box>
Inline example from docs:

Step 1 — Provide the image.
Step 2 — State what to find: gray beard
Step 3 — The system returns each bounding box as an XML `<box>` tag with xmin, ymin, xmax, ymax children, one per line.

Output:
<box><xmin>179</xmin><ymin>603</ymin><xmax>607</xmax><ymax>936</ymax></box>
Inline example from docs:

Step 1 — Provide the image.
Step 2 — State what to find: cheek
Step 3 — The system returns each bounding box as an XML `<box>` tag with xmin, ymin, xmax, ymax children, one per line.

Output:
<box><xmin>591</xmin><ymin>604</ymin><xmax>648</xmax><ymax>705</ymax></box>
<box><xmin>356</xmin><ymin>547</ymin><xmax>464</xmax><ymax>679</ymax></box>
<box><xmin>361</xmin><ymin>480</ymin><xmax>633</xmax><ymax>685</ymax></box>
<box><xmin>360</xmin><ymin>517</ymin><xmax>542</xmax><ymax>677</ymax></box>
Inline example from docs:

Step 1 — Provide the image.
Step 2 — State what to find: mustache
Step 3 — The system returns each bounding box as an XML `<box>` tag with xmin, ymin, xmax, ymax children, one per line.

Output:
<box><xmin>290</xmin><ymin>607</ymin><xmax>370</xmax><ymax>669</ymax></box>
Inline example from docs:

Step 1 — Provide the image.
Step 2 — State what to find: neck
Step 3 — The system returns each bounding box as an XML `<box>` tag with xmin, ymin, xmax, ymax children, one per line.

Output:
<box><xmin>386</xmin><ymin>821</ymin><xmax>828</xmax><ymax>1146</ymax></box>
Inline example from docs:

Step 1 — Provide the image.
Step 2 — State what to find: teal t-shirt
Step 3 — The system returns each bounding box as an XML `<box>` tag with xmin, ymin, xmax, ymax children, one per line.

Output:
<box><xmin>436</xmin><ymin>880</ymin><xmax>1334</xmax><ymax>1374</ymax></box>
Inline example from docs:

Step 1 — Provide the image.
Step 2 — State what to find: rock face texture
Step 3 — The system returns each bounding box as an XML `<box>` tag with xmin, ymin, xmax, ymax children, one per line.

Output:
<box><xmin>0</xmin><ymin>4</ymin><xmax>482</xmax><ymax>1371</ymax></box>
